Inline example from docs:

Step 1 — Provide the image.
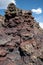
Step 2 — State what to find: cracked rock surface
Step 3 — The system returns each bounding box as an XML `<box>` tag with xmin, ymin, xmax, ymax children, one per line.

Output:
<box><xmin>0</xmin><ymin>3</ymin><xmax>43</xmax><ymax>65</ymax></box>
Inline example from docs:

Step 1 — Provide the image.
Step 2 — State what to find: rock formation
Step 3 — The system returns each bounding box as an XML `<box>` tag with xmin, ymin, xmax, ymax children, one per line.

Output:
<box><xmin>0</xmin><ymin>3</ymin><xmax>43</xmax><ymax>65</ymax></box>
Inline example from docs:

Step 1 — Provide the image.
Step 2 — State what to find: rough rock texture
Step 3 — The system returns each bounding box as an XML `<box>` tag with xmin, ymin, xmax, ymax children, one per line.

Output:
<box><xmin>0</xmin><ymin>3</ymin><xmax>43</xmax><ymax>65</ymax></box>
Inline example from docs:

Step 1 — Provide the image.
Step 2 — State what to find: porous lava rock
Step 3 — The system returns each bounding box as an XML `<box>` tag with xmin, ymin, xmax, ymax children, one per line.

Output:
<box><xmin>0</xmin><ymin>3</ymin><xmax>43</xmax><ymax>65</ymax></box>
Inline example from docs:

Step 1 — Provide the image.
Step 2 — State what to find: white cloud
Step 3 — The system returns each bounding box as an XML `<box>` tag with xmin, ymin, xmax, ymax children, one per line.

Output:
<box><xmin>39</xmin><ymin>22</ymin><xmax>43</xmax><ymax>28</ymax></box>
<box><xmin>35</xmin><ymin>17</ymin><xmax>43</xmax><ymax>28</ymax></box>
<box><xmin>0</xmin><ymin>0</ymin><xmax>16</xmax><ymax>9</ymax></box>
<box><xmin>32</xmin><ymin>8</ymin><xmax>42</xmax><ymax>14</ymax></box>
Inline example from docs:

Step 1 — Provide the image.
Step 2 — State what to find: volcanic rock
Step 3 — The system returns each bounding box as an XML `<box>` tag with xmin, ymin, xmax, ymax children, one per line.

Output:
<box><xmin>0</xmin><ymin>3</ymin><xmax>43</xmax><ymax>65</ymax></box>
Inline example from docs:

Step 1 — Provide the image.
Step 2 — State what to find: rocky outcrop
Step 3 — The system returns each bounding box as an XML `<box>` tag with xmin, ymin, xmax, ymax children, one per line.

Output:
<box><xmin>0</xmin><ymin>3</ymin><xmax>43</xmax><ymax>65</ymax></box>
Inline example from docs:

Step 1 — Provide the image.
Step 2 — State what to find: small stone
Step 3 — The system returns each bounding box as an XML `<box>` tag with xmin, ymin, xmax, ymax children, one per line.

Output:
<box><xmin>0</xmin><ymin>48</ymin><xmax>8</xmax><ymax>57</ymax></box>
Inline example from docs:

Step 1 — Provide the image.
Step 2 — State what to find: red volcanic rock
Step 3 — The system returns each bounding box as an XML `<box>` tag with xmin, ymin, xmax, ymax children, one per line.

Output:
<box><xmin>0</xmin><ymin>48</ymin><xmax>8</xmax><ymax>57</ymax></box>
<box><xmin>0</xmin><ymin>57</ymin><xmax>6</xmax><ymax>61</ymax></box>
<box><xmin>0</xmin><ymin>3</ymin><xmax>43</xmax><ymax>65</ymax></box>
<box><xmin>6</xmin><ymin>62</ymin><xmax>16</xmax><ymax>65</ymax></box>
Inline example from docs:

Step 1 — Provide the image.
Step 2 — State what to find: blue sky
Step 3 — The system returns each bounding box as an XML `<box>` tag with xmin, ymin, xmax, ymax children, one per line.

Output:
<box><xmin>0</xmin><ymin>0</ymin><xmax>43</xmax><ymax>28</ymax></box>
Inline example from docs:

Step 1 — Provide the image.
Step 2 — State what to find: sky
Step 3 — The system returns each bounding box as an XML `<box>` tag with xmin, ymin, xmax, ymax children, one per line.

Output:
<box><xmin>0</xmin><ymin>0</ymin><xmax>43</xmax><ymax>28</ymax></box>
